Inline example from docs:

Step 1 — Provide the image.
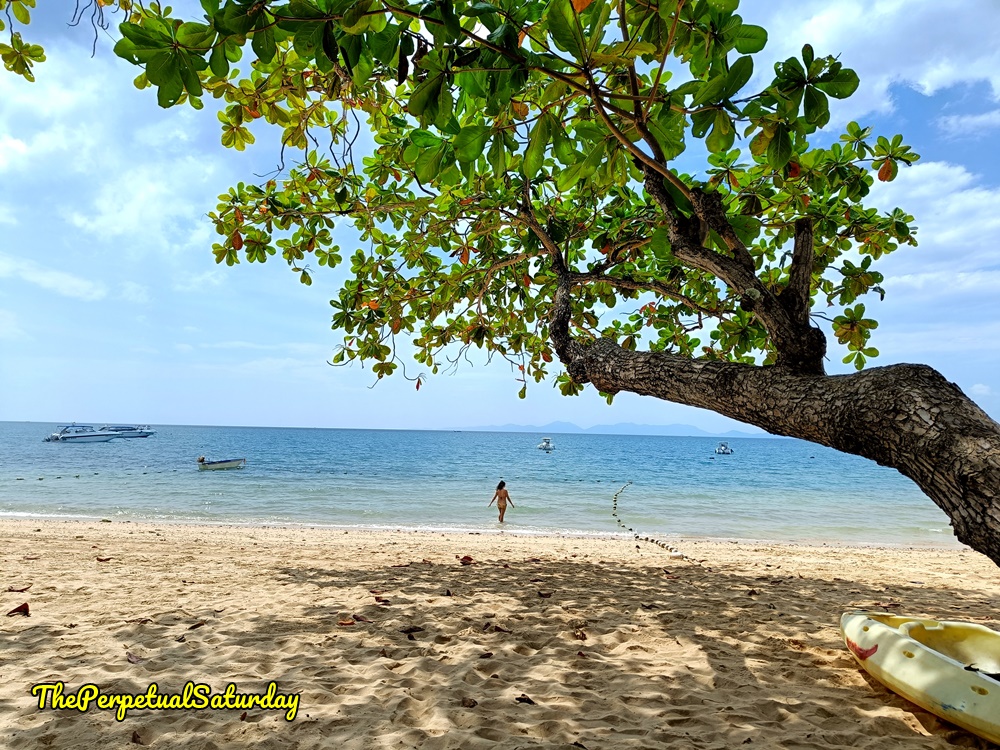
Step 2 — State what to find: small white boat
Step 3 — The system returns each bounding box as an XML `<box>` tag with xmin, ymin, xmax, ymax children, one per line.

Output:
<box><xmin>537</xmin><ymin>437</ymin><xmax>555</xmax><ymax>452</ymax></box>
<box><xmin>715</xmin><ymin>441</ymin><xmax>733</xmax><ymax>454</ymax></box>
<box><xmin>43</xmin><ymin>424</ymin><xmax>123</xmax><ymax>443</ymax></box>
<box><xmin>197</xmin><ymin>456</ymin><xmax>247</xmax><ymax>471</ymax></box>
<box><xmin>98</xmin><ymin>424</ymin><xmax>156</xmax><ymax>438</ymax></box>
<box><xmin>841</xmin><ymin>611</ymin><xmax>1000</xmax><ymax>744</ymax></box>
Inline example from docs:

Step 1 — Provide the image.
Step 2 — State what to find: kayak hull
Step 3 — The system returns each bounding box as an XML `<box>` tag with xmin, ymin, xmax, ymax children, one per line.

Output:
<box><xmin>841</xmin><ymin>611</ymin><xmax>1000</xmax><ymax>744</ymax></box>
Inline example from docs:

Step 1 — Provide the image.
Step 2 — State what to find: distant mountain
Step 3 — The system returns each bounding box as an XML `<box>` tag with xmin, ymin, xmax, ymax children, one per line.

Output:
<box><xmin>465</xmin><ymin>421</ymin><xmax>772</xmax><ymax>438</ymax></box>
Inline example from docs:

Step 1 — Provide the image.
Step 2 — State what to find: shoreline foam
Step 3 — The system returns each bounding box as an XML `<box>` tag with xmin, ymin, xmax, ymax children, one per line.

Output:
<box><xmin>2</xmin><ymin>519</ymin><xmax>997</xmax><ymax>749</ymax></box>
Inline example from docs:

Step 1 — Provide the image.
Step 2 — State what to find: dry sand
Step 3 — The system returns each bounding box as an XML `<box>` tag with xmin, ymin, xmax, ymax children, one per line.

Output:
<box><xmin>1</xmin><ymin>519</ymin><xmax>999</xmax><ymax>749</ymax></box>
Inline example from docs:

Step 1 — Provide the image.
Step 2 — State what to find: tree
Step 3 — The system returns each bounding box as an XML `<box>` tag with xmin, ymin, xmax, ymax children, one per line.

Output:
<box><xmin>7</xmin><ymin>0</ymin><xmax>1000</xmax><ymax>564</ymax></box>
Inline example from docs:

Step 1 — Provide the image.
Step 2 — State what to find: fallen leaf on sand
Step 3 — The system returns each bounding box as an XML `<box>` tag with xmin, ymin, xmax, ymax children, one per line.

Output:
<box><xmin>175</xmin><ymin>635</ymin><xmax>186</xmax><ymax>643</ymax></box>
<box><xmin>353</xmin><ymin>614</ymin><xmax>372</xmax><ymax>623</ymax></box>
<box><xmin>7</xmin><ymin>602</ymin><xmax>29</xmax><ymax>617</ymax></box>
<box><xmin>240</xmin><ymin>711</ymin><xmax>248</xmax><ymax>721</ymax></box>
<box><xmin>131</xmin><ymin>730</ymin><xmax>144</xmax><ymax>744</ymax></box>
<box><xmin>188</xmin><ymin>621</ymin><xmax>206</xmax><ymax>630</ymax></box>
<box><xmin>126</xmin><ymin>652</ymin><xmax>145</xmax><ymax>664</ymax></box>
<box><xmin>480</xmin><ymin>651</ymin><xmax>494</xmax><ymax>659</ymax></box>
<box><xmin>96</xmin><ymin>557</ymin><xmax>112</xmax><ymax>562</ymax></box>
<box><xmin>515</xmin><ymin>694</ymin><xmax>536</xmax><ymax>705</ymax></box>
<box><xmin>461</xmin><ymin>697</ymin><xmax>478</xmax><ymax>708</ymax></box>
<box><xmin>338</xmin><ymin>619</ymin><xmax>356</xmax><ymax>626</ymax></box>
<box><xmin>374</xmin><ymin>596</ymin><xmax>391</xmax><ymax>604</ymax></box>
<box><xmin>538</xmin><ymin>591</ymin><xmax>552</xmax><ymax>598</ymax></box>
<box><xmin>7</xmin><ymin>584</ymin><xmax>31</xmax><ymax>592</ymax></box>
<box><xmin>460</xmin><ymin>556</ymin><xmax>474</xmax><ymax>565</ymax></box>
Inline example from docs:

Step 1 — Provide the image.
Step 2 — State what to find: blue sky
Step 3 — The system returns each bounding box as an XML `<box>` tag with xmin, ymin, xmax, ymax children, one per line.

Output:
<box><xmin>0</xmin><ymin>0</ymin><xmax>998</xmax><ymax>432</ymax></box>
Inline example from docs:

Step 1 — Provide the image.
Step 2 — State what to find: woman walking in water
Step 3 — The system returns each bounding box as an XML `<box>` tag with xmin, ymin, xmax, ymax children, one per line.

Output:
<box><xmin>488</xmin><ymin>480</ymin><xmax>513</xmax><ymax>523</ymax></box>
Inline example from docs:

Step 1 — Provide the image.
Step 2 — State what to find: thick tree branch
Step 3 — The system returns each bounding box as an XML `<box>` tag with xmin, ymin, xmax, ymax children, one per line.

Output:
<box><xmin>641</xmin><ymin>165</ymin><xmax>826</xmax><ymax>373</ymax></box>
<box><xmin>552</xmin><ymin>337</ymin><xmax>1000</xmax><ymax>565</ymax></box>
<box><xmin>782</xmin><ymin>217</ymin><xmax>814</xmax><ymax>326</ymax></box>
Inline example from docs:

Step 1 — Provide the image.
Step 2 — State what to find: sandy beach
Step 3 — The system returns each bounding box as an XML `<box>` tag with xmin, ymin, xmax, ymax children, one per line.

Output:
<box><xmin>2</xmin><ymin>520</ymin><xmax>998</xmax><ymax>749</ymax></box>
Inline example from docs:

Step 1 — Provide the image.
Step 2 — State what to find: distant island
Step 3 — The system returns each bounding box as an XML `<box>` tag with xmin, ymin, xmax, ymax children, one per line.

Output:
<box><xmin>463</xmin><ymin>421</ymin><xmax>776</xmax><ymax>438</ymax></box>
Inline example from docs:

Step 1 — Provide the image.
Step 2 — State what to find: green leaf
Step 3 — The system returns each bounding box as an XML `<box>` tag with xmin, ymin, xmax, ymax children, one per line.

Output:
<box><xmin>176</xmin><ymin>22</ymin><xmax>215</xmax><ymax>50</ymax></box>
<box><xmin>647</xmin><ymin>108</ymin><xmax>686</xmax><ymax>161</ymax></box>
<box><xmin>815</xmin><ymin>67</ymin><xmax>859</xmax><ymax>98</ymax></box>
<box><xmin>691</xmin><ymin>75</ymin><xmax>728</xmax><ymax>107</ymax></box>
<box><xmin>724</xmin><ymin>55</ymin><xmax>753</xmax><ymax>98</ymax></box>
<box><xmin>546</xmin><ymin>0</ymin><xmax>585</xmax><ymax>59</ymax></box>
<box><xmin>803</xmin><ymin>85</ymin><xmax>829</xmax><ymax>126</ymax></box>
<box><xmin>555</xmin><ymin>142</ymin><xmax>604</xmax><ymax>191</ymax></box>
<box><xmin>733</xmin><ymin>23</ymin><xmax>767</xmax><ymax>54</ymax></box>
<box><xmin>410</xmin><ymin>129</ymin><xmax>443</xmax><ymax>147</ymax></box>
<box><xmin>12</xmin><ymin>1</ymin><xmax>30</xmax><ymax>24</ymax></box>
<box><xmin>408</xmin><ymin>72</ymin><xmax>445</xmax><ymax>119</ymax></box>
<box><xmin>523</xmin><ymin>113</ymin><xmax>553</xmax><ymax>179</ymax></box>
<box><xmin>766</xmin><ymin>123</ymin><xmax>792</xmax><ymax>169</ymax></box>
<box><xmin>414</xmin><ymin>143</ymin><xmax>446</xmax><ymax>182</ymax></box>
<box><xmin>209</xmin><ymin>42</ymin><xmax>230</xmax><ymax>76</ymax></box>
<box><xmin>251</xmin><ymin>26</ymin><xmax>277</xmax><ymax>63</ymax></box>
<box><xmin>454</xmin><ymin>125</ymin><xmax>492</xmax><ymax>163</ymax></box>
<box><xmin>707</xmin><ymin>0</ymin><xmax>738</xmax><ymax>11</ymax></box>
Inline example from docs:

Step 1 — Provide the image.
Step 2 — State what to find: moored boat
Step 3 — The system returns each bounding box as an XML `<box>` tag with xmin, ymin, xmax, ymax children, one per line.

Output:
<box><xmin>537</xmin><ymin>437</ymin><xmax>555</xmax><ymax>452</ymax></box>
<box><xmin>715</xmin><ymin>441</ymin><xmax>733</xmax><ymax>454</ymax></box>
<box><xmin>43</xmin><ymin>424</ymin><xmax>122</xmax><ymax>443</ymax></box>
<box><xmin>98</xmin><ymin>424</ymin><xmax>156</xmax><ymax>438</ymax></box>
<box><xmin>841</xmin><ymin>611</ymin><xmax>1000</xmax><ymax>744</ymax></box>
<box><xmin>197</xmin><ymin>456</ymin><xmax>247</xmax><ymax>471</ymax></box>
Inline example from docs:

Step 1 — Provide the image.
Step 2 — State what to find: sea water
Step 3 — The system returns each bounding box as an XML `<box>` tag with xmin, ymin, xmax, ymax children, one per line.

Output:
<box><xmin>0</xmin><ymin>421</ymin><xmax>959</xmax><ymax>547</ymax></box>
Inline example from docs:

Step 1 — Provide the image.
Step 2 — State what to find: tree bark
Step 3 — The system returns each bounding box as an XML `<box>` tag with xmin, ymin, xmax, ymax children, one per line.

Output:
<box><xmin>554</xmin><ymin>331</ymin><xmax>1000</xmax><ymax>567</ymax></box>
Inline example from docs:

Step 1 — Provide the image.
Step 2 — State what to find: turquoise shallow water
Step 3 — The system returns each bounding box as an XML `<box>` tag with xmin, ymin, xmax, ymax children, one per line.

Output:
<box><xmin>0</xmin><ymin>421</ymin><xmax>959</xmax><ymax>547</ymax></box>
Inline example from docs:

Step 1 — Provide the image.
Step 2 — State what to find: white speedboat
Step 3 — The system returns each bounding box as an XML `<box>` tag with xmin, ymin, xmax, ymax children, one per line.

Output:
<box><xmin>43</xmin><ymin>424</ymin><xmax>123</xmax><ymax>443</ymax></box>
<box><xmin>537</xmin><ymin>437</ymin><xmax>555</xmax><ymax>452</ymax></box>
<box><xmin>98</xmin><ymin>424</ymin><xmax>156</xmax><ymax>438</ymax></box>
<box><xmin>715</xmin><ymin>441</ymin><xmax>733</xmax><ymax>454</ymax></box>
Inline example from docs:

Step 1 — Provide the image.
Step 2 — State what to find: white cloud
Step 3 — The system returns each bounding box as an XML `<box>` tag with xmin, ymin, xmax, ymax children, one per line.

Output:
<box><xmin>120</xmin><ymin>281</ymin><xmax>150</xmax><ymax>304</ymax></box>
<box><xmin>0</xmin><ymin>309</ymin><xmax>26</xmax><ymax>340</ymax></box>
<box><xmin>748</xmin><ymin>1</ymin><xmax>1000</xmax><ymax>123</ymax></box>
<box><xmin>970</xmin><ymin>384</ymin><xmax>994</xmax><ymax>396</ymax></box>
<box><xmin>0</xmin><ymin>253</ymin><xmax>106</xmax><ymax>301</ymax></box>
<box><xmin>0</xmin><ymin>135</ymin><xmax>28</xmax><ymax>171</ymax></box>
<box><xmin>938</xmin><ymin>109</ymin><xmax>1000</xmax><ymax>138</ymax></box>
<box><xmin>865</xmin><ymin>161</ymin><xmax>1000</xmax><ymax>277</ymax></box>
<box><xmin>874</xmin><ymin>322</ymin><xmax>1000</xmax><ymax>357</ymax></box>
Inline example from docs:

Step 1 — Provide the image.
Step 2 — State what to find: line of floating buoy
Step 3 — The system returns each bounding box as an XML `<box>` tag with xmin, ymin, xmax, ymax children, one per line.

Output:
<box><xmin>611</xmin><ymin>481</ymin><xmax>699</xmax><ymax>564</ymax></box>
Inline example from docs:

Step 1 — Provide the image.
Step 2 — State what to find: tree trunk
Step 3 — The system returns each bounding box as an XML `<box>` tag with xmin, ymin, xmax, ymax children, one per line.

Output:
<box><xmin>559</xmin><ymin>336</ymin><xmax>1000</xmax><ymax>567</ymax></box>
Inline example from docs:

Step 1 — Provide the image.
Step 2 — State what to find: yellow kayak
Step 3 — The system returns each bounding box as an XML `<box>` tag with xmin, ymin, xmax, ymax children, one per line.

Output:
<box><xmin>841</xmin><ymin>611</ymin><xmax>1000</xmax><ymax>744</ymax></box>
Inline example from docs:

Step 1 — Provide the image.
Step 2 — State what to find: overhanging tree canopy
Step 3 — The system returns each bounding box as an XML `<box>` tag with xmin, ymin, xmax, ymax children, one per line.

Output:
<box><xmin>6</xmin><ymin>0</ymin><xmax>1000</xmax><ymax>565</ymax></box>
